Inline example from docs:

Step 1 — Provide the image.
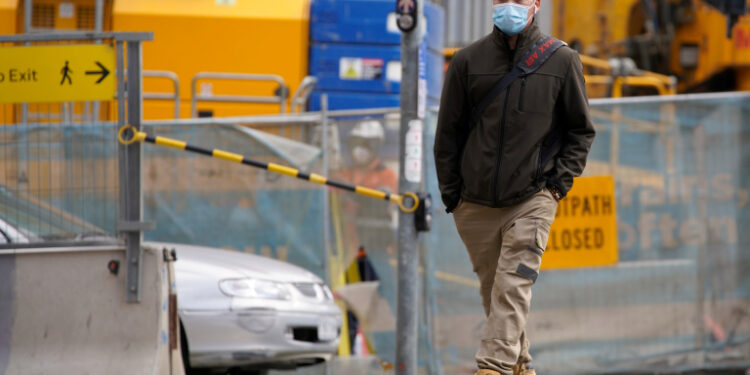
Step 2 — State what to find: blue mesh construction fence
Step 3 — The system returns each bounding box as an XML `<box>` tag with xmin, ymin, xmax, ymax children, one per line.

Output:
<box><xmin>4</xmin><ymin>92</ymin><xmax>748</xmax><ymax>374</ymax></box>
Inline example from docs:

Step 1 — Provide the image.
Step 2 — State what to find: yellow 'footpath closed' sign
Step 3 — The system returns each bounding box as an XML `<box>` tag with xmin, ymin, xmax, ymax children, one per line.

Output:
<box><xmin>541</xmin><ymin>176</ymin><xmax>618</xmax><ymax>270</ymax></box>
<box><xmin>0</xmin><ymin>44</ymin><xmax>115</xmax><ymax>103</ymax></box>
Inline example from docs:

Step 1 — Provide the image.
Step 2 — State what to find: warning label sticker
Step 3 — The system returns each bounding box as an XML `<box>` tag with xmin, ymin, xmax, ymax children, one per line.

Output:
<box><xmin>404</xmin><ymin>120</ymin><xmax>423</xmax><ymax>183</ymax></box>
<box><xmin>339</xmin><ymin>58</ymin><xmax>384</xmax><ymax>80</ymax></box>
<box><xmin>541</xmin><ymin>176</ymin><xmax>619</xmax><ymax>270</ymax></box>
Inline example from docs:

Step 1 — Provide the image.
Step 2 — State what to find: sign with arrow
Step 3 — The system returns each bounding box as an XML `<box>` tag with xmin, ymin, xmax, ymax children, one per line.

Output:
<box><xmin>0</xmin><ymin>44</ymin><xmax>115</xmax><ymax>103</ymax></box>
<box><xmin>86</xmin><ymin>61</ymin><xmax>110</xmax><ymax>84</ymax></box>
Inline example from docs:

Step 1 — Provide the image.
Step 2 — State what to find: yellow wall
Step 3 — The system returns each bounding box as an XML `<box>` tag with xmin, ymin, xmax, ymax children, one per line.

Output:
<box><xmin>4</xmin><ymin>0</ymin><xmax>311</xmax><ymax>120</ymax></box>
<box><xmin>13</xmin><ymin>0</ymin><xmax>102</xmax><ymax>32</ymax></box>
<box><xmin>113</xmin><ymin>0</ymin><xmax>311</xmax><ymax>119</ymax></box>
<box><xmin>39</xmin><ymin>0</ymin><xmax>96</xmax><ymax>30</ymax></box>
<box><xmin>0</xmin><ymin>0</ymin><xmax>16</xmax><ymax>34</ymax></box>
<box><xmin>1</xmin><ymin>1</ymin><xmax>16</xmax><ymax>124</ymax></box>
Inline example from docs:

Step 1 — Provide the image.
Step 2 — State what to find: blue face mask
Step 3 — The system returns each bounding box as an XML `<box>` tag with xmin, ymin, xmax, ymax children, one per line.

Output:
<box><xmin>493</xmin><ymin>3</ymin><xmax>533</xmax><ymax>36</ymax></box>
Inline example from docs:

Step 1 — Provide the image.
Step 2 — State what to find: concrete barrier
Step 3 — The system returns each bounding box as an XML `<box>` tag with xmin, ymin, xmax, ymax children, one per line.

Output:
<box><xmin>0</xmin><ymin>245</ymin><xmax>184</xmax><ymax>375</ymax></box>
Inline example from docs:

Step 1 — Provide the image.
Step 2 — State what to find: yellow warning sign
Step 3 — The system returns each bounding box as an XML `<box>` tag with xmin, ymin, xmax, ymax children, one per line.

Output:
<box><xmin>344</xmin><ymin>66</ymin><xmax>359</xmax><ymax>79</ymax></box>
<box><xmin>541</xmin><ymin>176</ymin><xmax>618</xmax><ymax>270</ymax></box>
<box><xmin>0</xmin><ymin>44</ymin><xmax>115</xmax><ymax>104</ymax></box>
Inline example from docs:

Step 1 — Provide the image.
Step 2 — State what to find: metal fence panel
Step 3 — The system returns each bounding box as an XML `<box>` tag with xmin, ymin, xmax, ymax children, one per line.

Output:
<box><xmin>0</xmin><ymin>36</ymin><xmax>121</xmax><ymax>246</ymax></box>
<box><xmin>50</xmin><ymin>92</ymin><xmax>749</xmax><ymax>374</ymax></box>
<box><xmin>139</xmin><ymin>121</ymin><xmax>328</xmax><ymax>276</ymax></box>
<box><xmin>0</xmin><ymin>32</ymin><xmax>152</xmax><ymax>301</ymax></box>
<box><xmin>423</xmin><ymin>92</ymin><xmax>750</xmax><ymax>374</ymax></box>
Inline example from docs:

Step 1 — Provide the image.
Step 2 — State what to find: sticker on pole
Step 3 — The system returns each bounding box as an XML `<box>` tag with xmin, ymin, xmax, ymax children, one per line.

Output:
<box><xmin>0</xmin><ymin>44</ymin><xmax>115</xmax><ymax>103</ymax></box>
<box><xmin>404</xmin><ymin>119</ymin><xmax>423</xmax><ymax>183</ymax></box>
<box><xmin>541</xmin><ymin>176</ymin><xmax>619</xmax><ymax>270</ymax></box>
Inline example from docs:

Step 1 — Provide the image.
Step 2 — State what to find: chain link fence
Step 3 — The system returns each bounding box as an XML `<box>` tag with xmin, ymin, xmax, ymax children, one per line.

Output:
<box><xmin>424</xmin><ymin>92</ymin><xmax>750</xmax><ymax>374</ymax></box>
<box><xmin>0</xmin><ymin>36</ymin><xmax>120</xmax><ymax>246</ymax></box>
<box><xmin>139</xmin><ymin>92</ymin><xmax>750</xmax><ymax>374</ymax></box>
<box><xmin>8</xmin><ymin>81</ymin><xmax>747</xmax><ymax>373</ymax></box>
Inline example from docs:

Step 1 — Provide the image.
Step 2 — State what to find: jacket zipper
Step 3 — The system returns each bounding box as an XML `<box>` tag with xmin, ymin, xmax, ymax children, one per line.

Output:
<box><xmin>491</xmin><ymin>87</ymin><xmax>511</xmax><ymax>205</ymax></box>
<box><xmin>519</xmin><ymin>77</ymin><xmax>527</xmax><ymax>112</ymax></box>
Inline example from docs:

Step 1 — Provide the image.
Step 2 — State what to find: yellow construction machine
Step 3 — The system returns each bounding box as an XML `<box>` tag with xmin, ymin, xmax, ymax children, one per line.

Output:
<box><xmin>554</xmin><ymin>0</ymin><xmax>750</xmax><ymax>93</ymax></box>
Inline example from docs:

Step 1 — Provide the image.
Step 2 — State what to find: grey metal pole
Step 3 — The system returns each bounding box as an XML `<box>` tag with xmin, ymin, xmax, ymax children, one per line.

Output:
<box><xmin>321</xmin><ymin>94</ymin><xmax>331</xmax><ymax>286</ymax></box>
<box><xmin>18</xmin><ymin>0</ymin><xmax>32</xmax><ymax>193</ymax></box>
<box><xmin>95</xmin><ymin>0</ymin><xmax>104</xmax><ymax>32</ymax></box>
<box><xmin>693</xmin><ymin>124</ymin><xmax>707</xmax><ymax>355</ymax></box>
<box><xmin>117</xmin><ymin>41</ymin><xmax>126</xmax><ymax>220</ymax></box>
<box><xmin>319</xmin><ymin>95</ymin><xmax>334</xmax><ymax>375</ymax></box>
<box><xmin>21</xmin><ymin>0</ymin><xmax>31</xmax><ymax>125</ymax></box>
<box><xmin>124</xmin><ymin>41</ymin><xmax>144</xmax><ymax>302</ymax></box>
<box><xmin>93</xmin><ymin>0</ymin><xmax>104</xmax><ymax>123</ymax></box>
<box><xmin>23</xmin><ymin>0</ymin><xmax>31</xmax><ymax>33</ymax></box>
<box><xmin>396</xmin><ymin>1</ymin><xmax>422</xmax><ymax>375</ymax></box>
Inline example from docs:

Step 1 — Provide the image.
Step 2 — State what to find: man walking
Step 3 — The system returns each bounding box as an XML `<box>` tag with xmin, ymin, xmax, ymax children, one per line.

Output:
<box><xmin>433</xmin><ymin>1</ymin><xmax>595</xmax><ymax>374</ymax></box>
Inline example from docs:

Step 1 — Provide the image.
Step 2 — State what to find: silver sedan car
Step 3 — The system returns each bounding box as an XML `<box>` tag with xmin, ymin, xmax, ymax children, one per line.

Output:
<box><xmin>149</xmin><ymin>242</ymin><xmax>342</xmax><ymax>375</ymax></box>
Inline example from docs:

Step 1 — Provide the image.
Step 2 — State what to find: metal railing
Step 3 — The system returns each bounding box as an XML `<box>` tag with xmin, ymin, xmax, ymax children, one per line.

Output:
<box><xmin>290</xmin><ymin>76</ymin><xmax>318</xmax><ymax>113</ymax></box>
<box><xmin>137</xmin><ymin>72</ymin><xmax>315</xmax><ymax>120</ymax></box>
<box><xmin>581</xmin><ymin>54</ymin><xmax>678</xmax><ymax>97</ymax></box>
<box><xmin>190</xmin><ymin>72</ymin><xmax>289</xmax><ymax>117</ymax></box>
<box><xmin>585</xmin><ymin>75</ymin><xmax>678</xmax><ymax>97</ymax></box>
<box><xmin>143</xmin><ymin>70</ymin><xmax>180</xmax><ymax>119</ymax></box>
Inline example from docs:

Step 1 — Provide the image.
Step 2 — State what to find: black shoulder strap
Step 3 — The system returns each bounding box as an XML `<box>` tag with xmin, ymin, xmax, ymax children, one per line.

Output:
<box><xmin>470</xmin><ymin>36</ymin><xmax>566</xmax><ymax>126</ymax></box>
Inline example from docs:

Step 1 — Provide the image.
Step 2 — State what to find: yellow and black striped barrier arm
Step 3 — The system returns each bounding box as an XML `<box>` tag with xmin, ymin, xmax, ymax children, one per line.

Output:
<box><xmin>118</xmin><ymin>125</ymin><xmax>419</xmax><ymax>213</ymax></box>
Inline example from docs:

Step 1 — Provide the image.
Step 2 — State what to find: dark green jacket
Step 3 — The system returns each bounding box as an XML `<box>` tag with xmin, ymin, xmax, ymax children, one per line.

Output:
<box><xmin>434</xmin><ymin>21</ymin><xmax>595</xmax><ymax>212</ymax></box>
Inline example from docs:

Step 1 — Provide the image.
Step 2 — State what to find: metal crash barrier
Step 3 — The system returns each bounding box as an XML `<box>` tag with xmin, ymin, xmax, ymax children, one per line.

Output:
<box><xmin>139</xmin><ymin>72</ymin><xmax>315</xmax><ymax>120</ymax></box>
<box><xmin>190</xmin><ymin>72</ymin><xmax>289</xmax><ymax>117</ymax></box>
<box><xmin>143</xmin><ymin>70</ymin><xmax>181</xmax><ymax>119</ymax></box>
<box><xmin>291</xmin><ymin>76</ymin><xmax>318</xmax><ymax>113</ymax></box>
<box><xmin>0</xmin><ymin>246</ymin><xmax>180</xmax><ymax>375</ymax></box>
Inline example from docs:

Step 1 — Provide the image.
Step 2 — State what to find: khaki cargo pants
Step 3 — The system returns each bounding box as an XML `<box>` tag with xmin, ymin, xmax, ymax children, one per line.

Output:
<box><xmin>453</xmin><ymin>189</ymin><xmax>558</xmax><ymax>375</ymax></box>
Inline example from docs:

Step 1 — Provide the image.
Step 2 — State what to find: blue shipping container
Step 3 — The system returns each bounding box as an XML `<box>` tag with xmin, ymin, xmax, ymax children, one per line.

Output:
<box><xmin>310</xmin><ymin>0</ymin><xmax>444</xmax><ymax>53</ymax></box>
<box><xmin>308</xmin><ymin>0</ymin><xmax>445</xmax><ymax>110</ymax></box>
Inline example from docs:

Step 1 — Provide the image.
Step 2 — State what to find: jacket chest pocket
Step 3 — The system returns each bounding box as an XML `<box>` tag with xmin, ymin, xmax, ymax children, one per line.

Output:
<box><xmin>517</xmin><ymin>73</ymin><xmax>560</xmax><ymax>115</ymax></box>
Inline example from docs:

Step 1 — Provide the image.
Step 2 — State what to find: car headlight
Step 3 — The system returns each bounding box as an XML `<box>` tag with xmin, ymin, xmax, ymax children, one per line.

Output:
<box><xmin>219</xmin><ymin>278</ymin><xmax>292</xmax><ymax>300</ymax></box>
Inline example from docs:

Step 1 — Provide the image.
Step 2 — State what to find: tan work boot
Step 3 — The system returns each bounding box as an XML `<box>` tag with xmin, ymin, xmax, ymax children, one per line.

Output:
<box><xmin>475</xmin><ymin>370</ymin><xmax>501</xmax><ymax>375</ymax></box>
<box><xmin>513</xmin><ymin>363</ymin><xmax>536</xmax><ymax>375</ymax></box>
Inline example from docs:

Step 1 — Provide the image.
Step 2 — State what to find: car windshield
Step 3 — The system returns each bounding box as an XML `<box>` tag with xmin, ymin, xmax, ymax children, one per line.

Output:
<box><xmin>0</xmin><ymin>185</ymin><xmax>111</xmax><ymax>245</ymax></box>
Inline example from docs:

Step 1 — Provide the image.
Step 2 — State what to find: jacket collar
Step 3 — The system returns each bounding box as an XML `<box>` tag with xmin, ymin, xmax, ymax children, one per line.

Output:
<box><xmin>492</xmin><ymin>18</ymin><xmax>544</xmax><ymax>65</ymax></box>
